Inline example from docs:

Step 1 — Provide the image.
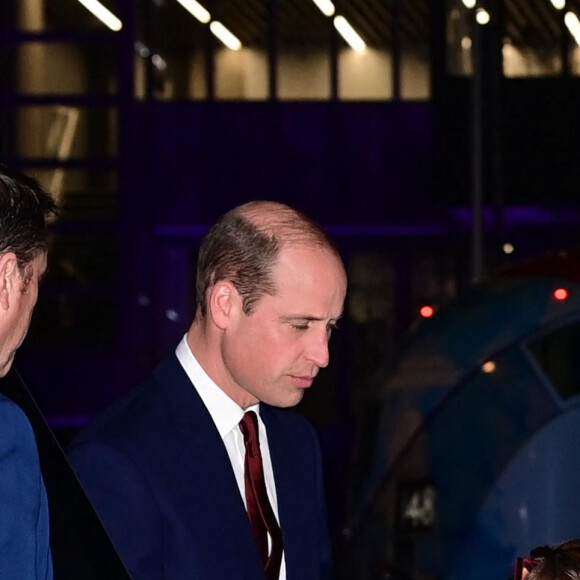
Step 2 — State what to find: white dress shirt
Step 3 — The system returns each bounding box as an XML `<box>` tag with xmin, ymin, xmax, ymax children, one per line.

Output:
<box><xmin>175</xmin><ymin>335</ymin><xmax>287</xmax><ymax>579</ymax></box>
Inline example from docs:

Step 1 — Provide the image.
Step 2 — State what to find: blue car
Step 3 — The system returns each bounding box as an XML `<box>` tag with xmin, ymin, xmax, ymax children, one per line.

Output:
<box><xmin>346</xmin><ymin>251</ymin><xmax>580</xmax><ymax>580</ymax></box>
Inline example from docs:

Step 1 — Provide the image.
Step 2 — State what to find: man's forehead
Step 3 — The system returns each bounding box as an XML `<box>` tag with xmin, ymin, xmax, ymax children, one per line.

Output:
<box><xmin>277</xmin><ymin>242</ymin><xmax>342</xmax><ymax>266</ymax></box>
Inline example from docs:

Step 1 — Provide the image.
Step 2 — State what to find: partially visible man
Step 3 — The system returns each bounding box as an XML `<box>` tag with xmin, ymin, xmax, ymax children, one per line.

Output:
<box><xmin>69</xmin><ymin>201</ymin><xmax>347</xmax><ymax>580</ymax></box>
<box><xmin>0</xmin><ymin>164</ymin><xmax>56</xmax><ymax>579</ymax></box>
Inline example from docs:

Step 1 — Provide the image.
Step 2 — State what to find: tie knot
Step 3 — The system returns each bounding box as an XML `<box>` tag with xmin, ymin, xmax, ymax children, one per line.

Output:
<box><xmin>240</xmin><ymin>411</ymin><xmax>260</xmax><ymax>452</ymax></box>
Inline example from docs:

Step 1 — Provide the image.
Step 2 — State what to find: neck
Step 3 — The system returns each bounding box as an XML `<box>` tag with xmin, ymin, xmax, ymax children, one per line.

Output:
<box><xmin>186</xmin><ymin>322</ymin><xmax>259</xmax><ymax>410</ymax></box>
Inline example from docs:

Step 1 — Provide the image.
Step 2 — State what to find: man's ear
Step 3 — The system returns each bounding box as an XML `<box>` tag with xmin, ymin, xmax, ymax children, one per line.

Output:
<box><xmin>208</xmin><ymin>280</ymin><xmax>241</xmax><ymax>329</ymax></box>
<box><xmin>0</xmin><ymin>252</ymin><xmax>19</xmax><ymax>311</ymax></box>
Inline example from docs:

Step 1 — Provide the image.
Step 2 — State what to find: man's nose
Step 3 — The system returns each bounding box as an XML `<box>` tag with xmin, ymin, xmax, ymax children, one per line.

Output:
<box><xmin>306</xmin><ymin>330</ymin><xmax>330</xmax><ymax>368</ymax></box>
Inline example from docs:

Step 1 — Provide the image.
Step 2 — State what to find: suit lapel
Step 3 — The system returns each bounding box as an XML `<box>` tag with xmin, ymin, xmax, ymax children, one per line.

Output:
<box><xmin>261</xmin><ymin>406</ymin><xmax>315</xmax><ymax>580</ymax></box>
<box><xmin>153</xmin><ymin>356</ymin><xmax>263</xmax><ymax>578</ymax></box>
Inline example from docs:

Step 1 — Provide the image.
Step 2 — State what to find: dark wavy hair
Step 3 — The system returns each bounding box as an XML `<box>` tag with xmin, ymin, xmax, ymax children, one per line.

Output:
<box><xmin>0</xmin><ymin>164</ymin><xmax>57</xmax><ymax>277</ymax></box>
<box><xmin>195</xmin><ymin>201</ymin><xmax>340</xmax><ymax>317</ymax></box>
<box><xmin>525</xmin><ymin>540</ymin><xmax>580</xmax><ymax>580</ymax></box>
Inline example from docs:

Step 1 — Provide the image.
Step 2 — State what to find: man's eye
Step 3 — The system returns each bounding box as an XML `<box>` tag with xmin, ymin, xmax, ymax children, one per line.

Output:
<box><xmin>292</xmin><ymin>324</ymin><xmax>309</xmax><ymax>331</ymax></box>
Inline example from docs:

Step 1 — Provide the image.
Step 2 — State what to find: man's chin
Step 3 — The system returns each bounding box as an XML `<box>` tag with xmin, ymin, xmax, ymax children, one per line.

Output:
<box><xmin>267</xmin><ymin>390</ymin><xmax>305</xmax><ymax>409</ymax></box>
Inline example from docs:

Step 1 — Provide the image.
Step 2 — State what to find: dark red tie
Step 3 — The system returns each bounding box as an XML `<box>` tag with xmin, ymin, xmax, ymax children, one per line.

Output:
<box><xmin>239</xmin><ymin>411</ymin><xmax>283</xmax><ymax>580</ymax></box>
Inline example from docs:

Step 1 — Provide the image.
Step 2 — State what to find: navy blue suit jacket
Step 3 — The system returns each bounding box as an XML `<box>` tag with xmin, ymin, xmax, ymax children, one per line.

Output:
<box><xmin>68</xmin><ymin>354</ymin><xmax>333</xmax><ymax>580</ymax></box>
<box><xmin>0</xmin><ymin>394</ymin><xmax>52</xmax><ymax>580</ymax></box>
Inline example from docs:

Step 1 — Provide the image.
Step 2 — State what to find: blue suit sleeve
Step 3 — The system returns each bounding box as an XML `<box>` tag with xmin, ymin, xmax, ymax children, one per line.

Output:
<box><xmin>68</xmin><ymin>441</ymin><xmax>164</xmax><ymax>580</ymax></box>
<box><xmin>0</xmin><ymin>397</ymin><xmax>52</xmax><ymax>580</ymax></box>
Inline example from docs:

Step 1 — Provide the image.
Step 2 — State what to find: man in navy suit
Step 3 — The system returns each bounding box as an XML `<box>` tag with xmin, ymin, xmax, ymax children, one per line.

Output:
<box><xmin>0</xmin><ymin>165</ymin><xmax>56</xmax><ymax>580</ymax></box>
<box><xmin>69</xmin><ymin>201</ymin><xmax>347</xmax><ymax>580</ymax></box>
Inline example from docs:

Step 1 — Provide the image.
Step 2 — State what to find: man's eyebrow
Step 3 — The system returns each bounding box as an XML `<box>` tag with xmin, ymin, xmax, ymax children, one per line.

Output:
<box><xmin>281</xmin><ymin>314</ymin><xmax>343</xmax><ymax>323</ymax></box>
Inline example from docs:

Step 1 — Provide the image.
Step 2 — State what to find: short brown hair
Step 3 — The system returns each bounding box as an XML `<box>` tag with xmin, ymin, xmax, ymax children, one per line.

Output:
<box><xmin>195</xmin><ymin>201</ymin><xmax>339</xmax><ymax>317</ymax></box>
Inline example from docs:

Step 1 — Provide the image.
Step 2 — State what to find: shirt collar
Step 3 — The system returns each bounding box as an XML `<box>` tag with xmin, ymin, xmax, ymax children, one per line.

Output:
<box><xmin>175</xmin><ymin>334</ymin><xmax>260</xmax><ymax>439</ymax></box>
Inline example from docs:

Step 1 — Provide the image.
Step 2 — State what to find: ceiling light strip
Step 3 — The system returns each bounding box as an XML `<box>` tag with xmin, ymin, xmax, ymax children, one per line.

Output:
<box><xmin>210</xmin><ymin>21</ymin><xmax>242</xmax><ymax>50</ymax></box>
<box><xmin>311</xmin><ymin>0</ymin><xmax>335</xmax><ymax>17</ymax></box>
<box><xmin>475</xmin><ymin>7</ymin><xmax>491</xmax><ymax>24</ymax></box>
<box><xmin>565</xmin><ymin>11</ymin><xmax>580</xmax><ymax>45</ymax></box>
<box><xmin>175</xmin><ymin>0</ymin><xmax>211</xmax><ymax>24</ymax></box>
<box><xmin>76</xmin><ymin>0</ymin><xmax>122</xmax><ymax>31</ymax></box>
<box><xmin>333</xmin><ymin>16</ymin><xmax>365</xmax><ymax>51</ymax></box>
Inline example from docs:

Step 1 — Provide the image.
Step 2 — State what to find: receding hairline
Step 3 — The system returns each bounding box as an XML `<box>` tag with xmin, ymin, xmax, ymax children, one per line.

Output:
<box><xmin>234</xmin><ymin>200</ymin><xmax>339</xmax><ymax>255</ymax></box>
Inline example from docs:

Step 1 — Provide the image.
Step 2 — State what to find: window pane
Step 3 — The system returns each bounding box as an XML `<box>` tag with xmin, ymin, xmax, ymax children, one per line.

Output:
<box><xmin>16</xmin><ymin>106</ymin><xmax>117</xmax><ymax>158</ymax></box>
<box><xmin>278</xmin><ymin>0</ymin><xmax>331</xmax><ymax>100</ymax></box>
<box><xmin>503</xmin><ymin>0</ymin><xmax>562</xmax><ymax>77</ymax></box>
<box><xmin>28</xmin><ymin>228</ymin><xmax>118</xmax><ymax>347</ymax></box>
<box><xmin>400</xmin><ymin>0</ymin><xmax>430</xmax><ymax>99</ymax></box>
<box><xmin>569</xmin><ymin>13</ymin><xmax>580</xmax><ymax>77</ymax></box>
<box><xmin>17</xmin><ymin>42</ymin><xmax>118</xmax><ymax>96</ymax></box>
<box><xmin>572</xmin><ymin>46</ymin><xmax>580</xmax><ymax>75</ymax></box>
<box><xmin>339</xmin><ymin>1</ymin><xmax>391</xmax><ymax>100</ymax></box>
<box><xmin>446</xmin><ymin>0</ymin><xmax>474</xmax><ymax>76</ymax></box>
<box><xmin>29</xmin><ymin>168</ymin><xmax>118</xmax><ymax>220</ymax></box>
<box><xmin>146</xmin><ymin>0</ymin><xmax>208</xmax><ymax>101</ymax></box>
<box><xmin>18</xmin><ymin>0</ymin><xmax>121</xmax><ymax>33</ymax></box>
<box><xmin>214</xmin><ymin>0</ymin><xmax>269</xmax><ymax>100</ymax></box>
<box><xmin>21</xmin><ymin>167</ymin><xmax>118</xmax><ymax>349</ymax></box>
<box><xmin>144</xmin><ymin>0</ymin><xmax>269</xmax><ymax>101</ymax></box>
<box><xmin>527</xmin><ymin>320</ymin><xmax>580</xmax><ymax>401</ymax></box>
<box><xmin>447</xmin><ymin>0</ymin><xmax>564</xmax><ymax>78</ymax></box>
